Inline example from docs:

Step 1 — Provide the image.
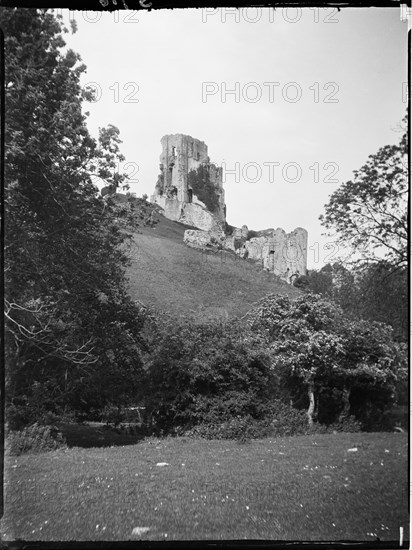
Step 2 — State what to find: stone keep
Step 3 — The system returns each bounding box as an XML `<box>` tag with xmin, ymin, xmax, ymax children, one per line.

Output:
<box><xmin>151</xmin><ymin>134</ymin><xmax>226</xmax><ymax>233</ymax></box>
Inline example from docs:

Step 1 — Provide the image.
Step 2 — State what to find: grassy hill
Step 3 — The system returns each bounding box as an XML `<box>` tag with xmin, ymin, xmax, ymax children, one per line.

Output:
<box><xmin>124</xmin><ymin>199</ymin><xmax>301</xmax><ymax>320</ymax></box>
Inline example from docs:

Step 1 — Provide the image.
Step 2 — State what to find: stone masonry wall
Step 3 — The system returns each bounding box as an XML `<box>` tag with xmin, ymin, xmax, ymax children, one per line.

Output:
<box><xmin>239</xmin><ymin>227</ymin><xmax>308</xmax><ymax>283</ymax></box>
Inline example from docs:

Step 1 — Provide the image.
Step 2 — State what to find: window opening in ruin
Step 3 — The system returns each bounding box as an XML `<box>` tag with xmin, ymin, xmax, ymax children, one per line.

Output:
<box><xmin>188</xmin><ymin>189</ymin><xmax>193</xmax><ymax>203</ymax></box>
<box><xmin>172</xmin><ymin>146</ymin><xmax>176</xmax><ymax>158</ymax></box>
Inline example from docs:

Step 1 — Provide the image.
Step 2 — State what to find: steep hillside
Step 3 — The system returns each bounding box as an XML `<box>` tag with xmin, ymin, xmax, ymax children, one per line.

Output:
<box><xmin>124</xmin><ymin>199</ymin><xmax>301</xmax><ymax>320</ymax></box>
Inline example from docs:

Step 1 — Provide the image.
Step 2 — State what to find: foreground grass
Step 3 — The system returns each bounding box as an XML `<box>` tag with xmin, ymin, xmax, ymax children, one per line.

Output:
<box><xmin>2</xmin><ymin>433</ymin><xmax>408</xmax><ymax>542</ymax></box>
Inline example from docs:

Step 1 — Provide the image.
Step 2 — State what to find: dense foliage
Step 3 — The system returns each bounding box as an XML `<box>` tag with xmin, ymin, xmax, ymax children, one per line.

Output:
<box><xmin>142</xmin><ymin>319</ymin><xmax>275</xmax><ymax>432</ymax></box>
<box><xmin>2</xmin><ymin>8</ymin><xmax>145</xmax><ymax>428</ymax></box>
<box><xmin>294</xmin><ymin>262</ymin><xmax>408</xmax><ymax>342</ymax></box>
<box><xmin>246</xmin><ymin>294</ymin><xmax>406</xmax><ymax>430</ymax></box>
<box><xmin>187</xmin><ymin>165</ymin><xmax>220</xmax><ymax>213</ymax></box>
<box><xmin>6</xmin><ymin>423</ymin><xmax>67</xmax><ymax>456</ymax></box>
<box><xmin>140</xmin><ymin>294</ymin><xmax>406</xmax><ymax>435</ymax></box>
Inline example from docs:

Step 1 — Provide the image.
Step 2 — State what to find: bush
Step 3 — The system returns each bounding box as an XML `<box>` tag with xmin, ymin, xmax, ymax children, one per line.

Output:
<box><xmin>184</xmin><ymin>416</ymin><xmax>259</xmax><ymax>440</ymax></box>
<box><xmin>262</xmin><ymin>400</ymin><xmax>311</xmax><ymax>436</ymax></box>
<box><xmin>143</xmin><ymin>320</ymin><xmax>276</xmax><ymax>434</ymax></box>
<box><xmin>6</xmin><ymin>399</ymin><xmax>32</xmax><ymax>431</ymax></box>
<box><xmin>7</xmin><ymin>423</ymin><xmax>67</xmax><ymax>456</ymax></box>
<box><xmin>6</xmin><ymin>394</ymin><xmax>63</xmax><ymax>431</ymax></box>
<box><xmin>183</xmin><ymin>402</ymin><xmax>363</xmax><ymax>441</ymax></box>
<box><xmin>184</xmin><ymin>401</ymin><xmax>309</xmax><ymax>440</ymax></box>
<box><xmin>326</xmin><ymin>416</ymin><xmax>362</xmax><ymax>433</ymax></box>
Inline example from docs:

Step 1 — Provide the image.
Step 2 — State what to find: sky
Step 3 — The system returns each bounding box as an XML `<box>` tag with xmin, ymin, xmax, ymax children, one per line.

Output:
<box><xmin>60</xmin><ymin>6</ymin><xmax>408</xmax><ymax>269</ymax></box>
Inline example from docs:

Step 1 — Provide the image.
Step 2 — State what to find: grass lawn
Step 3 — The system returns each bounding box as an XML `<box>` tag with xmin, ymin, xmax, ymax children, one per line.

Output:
<box><xmin>1</xmin><ymin>432</ymin><xmax>408</xmax><ymax>542</ymax></box>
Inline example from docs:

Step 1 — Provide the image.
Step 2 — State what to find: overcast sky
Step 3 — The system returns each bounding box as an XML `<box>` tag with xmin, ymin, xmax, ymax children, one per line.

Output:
<box><xmin>61</xmin><ymin>6</ymin><xmax>408</xmax><ymax>268</ymax></box>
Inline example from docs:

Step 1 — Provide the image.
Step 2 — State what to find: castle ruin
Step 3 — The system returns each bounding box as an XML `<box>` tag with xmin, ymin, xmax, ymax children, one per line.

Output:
<box><xmin>151</xmin><ymin>134</ymin><xmax>226</xmax><ymax>233</ymax></box>
<box><xmin>151</xmin><ymin>134</ymin><xmax>308</xmax><ymax>284</ymax></box>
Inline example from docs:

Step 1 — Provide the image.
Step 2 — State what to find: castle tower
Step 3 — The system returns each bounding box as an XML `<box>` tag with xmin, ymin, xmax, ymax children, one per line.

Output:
<box><xmin>151</xmin><ymin>134</ymin><xmax>226</xmax><ymax>232</ymax></box>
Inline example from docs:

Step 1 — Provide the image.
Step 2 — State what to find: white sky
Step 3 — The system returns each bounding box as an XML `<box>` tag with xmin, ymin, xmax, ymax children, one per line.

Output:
<box><xmin>60</xmin><ymin>7</ymin><xmax>408</xmax><ymax>268</ymax></box>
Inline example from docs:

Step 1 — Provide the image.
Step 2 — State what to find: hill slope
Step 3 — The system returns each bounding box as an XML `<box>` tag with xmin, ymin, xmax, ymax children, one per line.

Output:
<box><xmin>125</xmin><ymin>201</ymin><xmax>301</xmax><ymax>320</ymax></box>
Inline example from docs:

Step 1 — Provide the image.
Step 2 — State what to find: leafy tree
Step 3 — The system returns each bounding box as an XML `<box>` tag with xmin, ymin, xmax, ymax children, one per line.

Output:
<box><xmin>304</xmin><ymin>262</ymin><xmax>407</xmax><ymax>342</ymax></box>
<box><xmin>246</xmin><ymin>294</ymin><xmax>406</xmax><ymax>428</ymax></box>
<box><xmin>91</xmin><ymin>124</ymin><xmax>130</xmax><ymax>194</ymax></box>
<box><xmin>303</xmin><ymin>266</ymin><xmax>333</xmax><ymax>295</ymax></box>
<box><xmin>2</xmin><ymin>8</ymin><xmax>144</xmax><ymax>426</ymax></box>
<box><xmin>320</xmin><ymin>112</ymin><xmax>408</xmax><ymax>268</ymax></box>
<box><xmin>333</xmin><ymin>319</ymin><xmax>406</xmax><ymax>429</ymax></box>
<box><xmin>143</xmin><ymin>319</ymin><xmax>275</xmax><ymax>432</ymax></box>
<box><xmin>354</xmin><ymin>261</ymin><xmax>408</xmax><ymax>342</ymax></box>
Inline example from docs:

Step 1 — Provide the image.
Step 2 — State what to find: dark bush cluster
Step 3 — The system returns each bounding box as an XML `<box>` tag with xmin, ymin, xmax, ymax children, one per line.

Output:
<box><xmin>7</xmin><ymin>423</ymin><xmax>68</xmax><ymax>456</ymax></box>
<box><xmin>140</xmin><ymin>295</ymin><xmax>406</xmax><ymax>439</ymax></box>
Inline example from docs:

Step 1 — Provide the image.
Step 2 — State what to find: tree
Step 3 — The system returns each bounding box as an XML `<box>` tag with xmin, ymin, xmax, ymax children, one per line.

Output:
<box><xmin>143</xmin><ymin>319</ymin><xmax>275</xmax><ymax>432</ymax></box>
<box><xmin>354</xmin><ymin>261</ymin><xmax>408</xmax><ymax>342</ymax></box>
<box><xmin>246</xmin><ymin>294</ymin><xmax>406</xmax><ymax>428</ymax></box>
<box><xmin>90</xmin><ymin>124</ymin><xmax>130</xmax><ymax>194</ymax></box>
<box><xmin>304</xmin><ymin>262</ymin><xmax>407</xmax><ymax>342</ymax></box>
<box><xmin>320</xmin><ymin>112</ymin><xmax>408</xmax><ymax>268</ymax></box>
<box><xmin>2</xmin><ymin>8</ymin><xmax>144</xmax><ymax>426</ymax></box>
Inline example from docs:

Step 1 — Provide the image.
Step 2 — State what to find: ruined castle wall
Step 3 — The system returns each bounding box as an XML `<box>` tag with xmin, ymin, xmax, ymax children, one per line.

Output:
<box><xmin>181</xmin><ymin>203</ymin><xmax>223</xmax><ymax>233</ymax></box>
<box><xmin>240</xmin><ymin>227</ymin><xmax>308</xmax><ymax>283</ymax></box>
<box><xmin>164</xmin><ymin>198</ymin><xmax>183</xmax><ymax>222</ymax></box>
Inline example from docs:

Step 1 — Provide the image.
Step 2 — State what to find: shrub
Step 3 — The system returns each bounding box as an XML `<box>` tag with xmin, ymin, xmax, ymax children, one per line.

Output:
<box><xmin>7</xmin><ymin>423</ymin><xmax>67</xmax><ymax>456</ymax></box>
<box><xmin>6</xmin><ymin>399</ymin><xmax>32</xmax><ymax>431</ymax></box>
<box><xmin>326</xmin><ymin>416</ymin><xmax>362</xmax><ymax>433</ymax></box>
<box><xmin>183</xmin><ymin>401</ymin><xmax>308</xmax><ymax>440</ymax></box>
<box><xmin>183</xmin><ymin>400</ymin><xmax>364</xmax><ymax>441</ymax></box>
<box><xmin>184</xmin><ymin>411</ymin><xmax>362</xmax><ymax>441</ymax></box>
<box><xmin>6</xmin><ymin>391</ymin><xmax>63</xmax><ymax>431</ymax></box>
<box><xmin>293</xmin><ymin>275</ymin><xmax>310</xmax><ymax>290</ymax></box>
<box><xmin>184</xmin><ymin>416</ymin><xmax>259</xmax><ymax>440</ymax></box>
<box><xmin>262</xmin><ymin>400</ymin><xmax>311</xmax><ymax>436</ymax></box>
<box><xmin>143</xmin><ymin>319</ymin><xmax>276</xmax><ymax>434</ymax></box>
